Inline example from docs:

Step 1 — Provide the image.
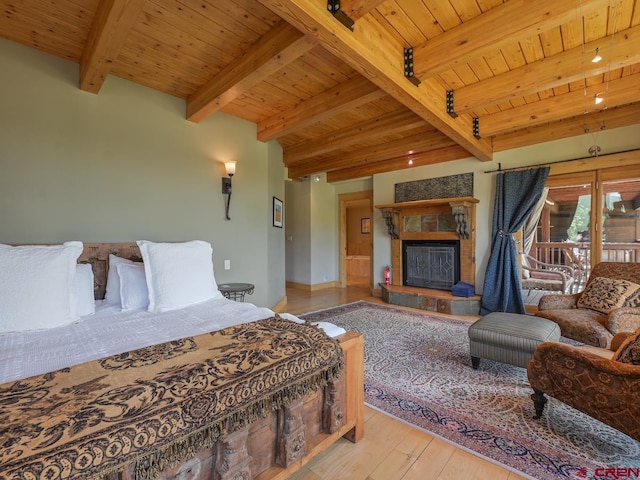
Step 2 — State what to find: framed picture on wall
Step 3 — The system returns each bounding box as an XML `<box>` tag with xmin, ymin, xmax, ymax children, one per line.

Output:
<box><xmin>273</xmin><ymin>197</ymin><xmax>283</xmax><ymax>228</ymax></box>
<box><xmin>361</xmin><ymin>217</ymin><xmax>371</xmax><ymax>234</ymax></box>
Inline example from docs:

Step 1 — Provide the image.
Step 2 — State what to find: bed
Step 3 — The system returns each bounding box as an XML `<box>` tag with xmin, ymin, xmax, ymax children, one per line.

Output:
<box><xmin>0</xmin><ymin>242</ymin><xmax>364</xmax><ymax>480</ymax></box>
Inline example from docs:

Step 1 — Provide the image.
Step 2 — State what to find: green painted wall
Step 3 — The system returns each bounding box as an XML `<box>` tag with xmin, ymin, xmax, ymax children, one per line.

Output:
<box><xmin>0</xmin><ymin>38</ymin><xmax>286</xmax><ymax>308</ymax></box>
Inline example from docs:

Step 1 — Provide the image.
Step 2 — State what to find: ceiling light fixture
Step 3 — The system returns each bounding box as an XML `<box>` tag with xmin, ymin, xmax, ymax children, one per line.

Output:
<box><xmin>407</xmin><ymin>159</ymin><xmax>413</xmax><ymax>165</ymax></box>
<box><xmin>580</xmin><ymin>0</ymin><xmax>619</xmax><ymax>156</ymax></box>
<box><xmin>589</xmin><ymin>145</ymin><xmax>602</xmax><ymax>156</ymax></box>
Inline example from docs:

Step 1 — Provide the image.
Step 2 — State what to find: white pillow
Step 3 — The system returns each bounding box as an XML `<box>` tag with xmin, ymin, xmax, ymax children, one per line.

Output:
<box><xmin>104</xmin><ymin>254</ymin><xmax>136</xmax><ymax>305</ymax></box>
<box><xmin>137</xmin><ymin>240</ymin><xmax>221</xmax><ymax>312</ymax></box>
<box><xmin>117</xmin><ymin>263</ymin><xmax>149</xmax><ymax>311</ymax></box>
<box><xmin>74</xmin><ymin>263</ymin><xmax>95</xmax><ymax>317</ymax></box>
<box><xmin>0</xmin><ymin>241</ymin><xmax>83</xmax><ymax>333</ymax></box>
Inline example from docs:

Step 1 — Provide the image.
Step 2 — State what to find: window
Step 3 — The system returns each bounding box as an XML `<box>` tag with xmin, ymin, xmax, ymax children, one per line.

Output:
<box><xmin>527</xmin><ymin>162</ymin><xmax>640</xmax><ymax>295</ymax></box>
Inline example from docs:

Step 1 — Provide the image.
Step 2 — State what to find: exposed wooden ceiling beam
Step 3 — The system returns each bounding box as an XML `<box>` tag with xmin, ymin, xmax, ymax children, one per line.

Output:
<box><xmin>493</xmin><ymin>102</ymin><xmax>640</xmax><ymax>152</ymax></box>
<box><xmin>257</xmin><ymin>76</ymin><xmax>386</xmax><ymax>141</ymax></box>
<box><xmin>412</xmin><ymin>0</ymin><xmax>610</xmax><ymax>79</ymax></box>
<box><xmin>257</xmin><ymin>0</ymin><xmax>493</xmax><ymax>162</ymax></box>
<box><xmin>480</xmin><ymin>73</ymin><xmax>640</xmax><ymax>137</ymax></box>
<box><xmin>340</xmin><ymin>0</ymin><xmax>387</xmax><ymax>21</ymax></box>
<box><xmin>454</xmin><ymin>24</ymin><xmax>640</xmax><ymax>113</ymax></box>
<box><xmin>326</xmin><ymin>0</ymin><xmax>385</xmax><ymax>31</ymax></box>
<box><xmin>79</xmin><ymin>0</ymin><xmax>146</xmax><ymax>94</ymax></box>
<box><xmin>284</xmin><ymin>109</ymin><xmax>425</xmax><ymax>164</ymax></box>
<box><xmin>288</xmin><ymin>129</ymin><xmax>454</xmax><ymax>178</ymax></box>
<box><xmin>187</xmin><ymin>21</ymin><xmax>315</xmax><ymax>123</ymax></box>
<box><xmin>326</xmin><ymin>146</ymin><xmax>471</xmax><ymax>182</ymax></box>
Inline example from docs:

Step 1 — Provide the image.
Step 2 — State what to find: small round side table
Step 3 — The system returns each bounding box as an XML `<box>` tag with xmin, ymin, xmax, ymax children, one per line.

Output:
<box><xmin>218</xmin><ymin>283</ymin><xmax>255</xmax><ymax>302</ymax></box>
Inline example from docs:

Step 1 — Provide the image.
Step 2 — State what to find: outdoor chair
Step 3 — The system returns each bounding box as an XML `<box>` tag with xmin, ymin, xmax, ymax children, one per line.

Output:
<box><xmin>535</xmin><ymin>262</ymin><xmax>640</xmax><ymax>348</ymax></box>
<box><xmin>520</xmin><ymin>253</ymin><xmax>575</xmax><ymax>294</ymax></box>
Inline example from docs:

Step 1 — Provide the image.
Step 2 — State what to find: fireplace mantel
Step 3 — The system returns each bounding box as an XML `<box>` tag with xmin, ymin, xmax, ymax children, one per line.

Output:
<box><xmin>375</xmin><ymin>196</ymin><xmax>478</xmax><ymax>288</ymax></box>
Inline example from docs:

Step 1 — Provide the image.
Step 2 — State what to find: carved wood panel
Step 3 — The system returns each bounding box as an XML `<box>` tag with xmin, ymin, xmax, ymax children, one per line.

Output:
<box><xmin>79</xmin><ymin>243</ymin><xmax>141</xmax><ymax>300</ymax></box>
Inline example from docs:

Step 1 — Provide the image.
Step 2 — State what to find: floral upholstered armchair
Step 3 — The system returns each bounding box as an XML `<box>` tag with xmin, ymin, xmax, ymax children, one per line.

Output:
<box><xmin>527</xmin><ymin>329</ymin><xmax>640</xmax><ymax>442</ymax></box>
<box><xmin>535</xmin><ymin>262</ymin><xmax>640</xmax><ymax>348</ymax></box>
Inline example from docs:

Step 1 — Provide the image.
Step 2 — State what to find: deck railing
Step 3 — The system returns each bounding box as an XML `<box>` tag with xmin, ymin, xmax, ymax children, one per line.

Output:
<box><xmin>528</xmin><ymin>242</ymin><xmax>640</xmax><ymax>291</ymax></box>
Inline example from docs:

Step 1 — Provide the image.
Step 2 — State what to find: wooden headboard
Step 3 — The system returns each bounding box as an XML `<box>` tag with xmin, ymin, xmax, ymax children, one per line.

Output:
<box><xmin>79</xmin><ymin>243</ymin><xmax>142</xmax><ymax>300</ymax></box>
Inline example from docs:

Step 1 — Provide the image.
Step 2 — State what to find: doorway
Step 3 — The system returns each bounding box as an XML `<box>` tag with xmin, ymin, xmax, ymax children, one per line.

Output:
<box><xmin>339</xmin><ymin>191</ymin><xmax>373</xmax><ymax>288</ymax></box>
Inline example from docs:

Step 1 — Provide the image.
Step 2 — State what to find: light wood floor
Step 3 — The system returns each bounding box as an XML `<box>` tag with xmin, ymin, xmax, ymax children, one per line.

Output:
<box><xmin>284</xmin><ymin>285</ymin><xmax>527</xmax><ymax>480</ymax></box>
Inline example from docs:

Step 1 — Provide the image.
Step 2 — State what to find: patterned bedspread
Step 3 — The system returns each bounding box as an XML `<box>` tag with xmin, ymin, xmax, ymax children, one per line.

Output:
<box><xmin>0</xmin><ymin>316</ymin><xmax>344</xmax><ymax>480</ymax></box>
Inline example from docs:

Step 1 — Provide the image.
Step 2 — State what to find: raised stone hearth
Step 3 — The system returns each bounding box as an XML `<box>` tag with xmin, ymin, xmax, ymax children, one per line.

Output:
<box><xmin>380</xmin><ymin>284</ymin><xmax>481</xmax><ymax>316</ymax></box>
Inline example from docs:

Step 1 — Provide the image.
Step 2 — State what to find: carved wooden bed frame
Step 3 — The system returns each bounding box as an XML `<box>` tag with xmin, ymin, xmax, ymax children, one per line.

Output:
<box><xmin>76</xmin><ymin>243</ymin><xmax>364</xmax><ymax>480</ymax></box>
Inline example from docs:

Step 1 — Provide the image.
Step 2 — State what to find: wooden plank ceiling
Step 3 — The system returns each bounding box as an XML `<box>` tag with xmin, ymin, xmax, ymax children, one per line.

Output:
<box><xmin>1</xmin><ymin>0</ymin><xmax>639</xmax><ymax>182</ymax></box>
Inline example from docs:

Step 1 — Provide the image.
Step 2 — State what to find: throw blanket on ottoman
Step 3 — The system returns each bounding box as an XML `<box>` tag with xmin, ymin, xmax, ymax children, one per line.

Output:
<box><xmin>0</xmin><ymin>316</ymin><xmax>344</xmax><ymax>480</ymax></box>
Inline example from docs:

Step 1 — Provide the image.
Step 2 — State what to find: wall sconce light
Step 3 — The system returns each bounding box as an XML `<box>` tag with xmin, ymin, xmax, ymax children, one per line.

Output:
<box><xmin>222</xmin><ymin>161</ymin><xmax>236</xmax><ymax>220</ymax></box>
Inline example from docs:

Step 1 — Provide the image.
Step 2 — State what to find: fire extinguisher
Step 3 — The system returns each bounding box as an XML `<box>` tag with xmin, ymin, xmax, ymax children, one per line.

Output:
<box><xmin>384</xmin><ymin>265</ymin><xmax>391</xmax><ymax>285</ymax></box>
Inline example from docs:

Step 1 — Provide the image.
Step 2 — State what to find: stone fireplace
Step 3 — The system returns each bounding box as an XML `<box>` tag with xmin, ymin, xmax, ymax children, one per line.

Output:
<box><xmin>375</xmin><ymin>197</ymin><xmax>479</xmax><ymax>315</ymax></box>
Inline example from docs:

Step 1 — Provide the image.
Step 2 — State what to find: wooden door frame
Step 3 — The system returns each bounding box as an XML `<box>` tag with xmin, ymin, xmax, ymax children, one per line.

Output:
<box><xmin>339</xmin><ymin>190</ymin><xmax>373</xmax><ymax>288</ymax></box>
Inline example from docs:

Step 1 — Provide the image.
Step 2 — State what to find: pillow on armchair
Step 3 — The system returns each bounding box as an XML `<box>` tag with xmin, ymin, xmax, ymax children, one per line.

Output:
<box><xmin>576</xmin><ymin>277</ymin><xmax>640</xmax><ymax>314</ymax></box>
<box><xmin>612</xmin><ymin>329</ymin><xmax>640</xmax><ymax>365</ymax></box>
<box><xmin>536</xmin><ymin>262</ymin><xmax>640</xmax><ymax>348</ymax></box>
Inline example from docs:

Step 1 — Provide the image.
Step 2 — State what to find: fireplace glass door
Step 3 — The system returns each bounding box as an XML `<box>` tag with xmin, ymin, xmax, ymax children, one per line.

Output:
<box><xmin>403</xmin><ymin>240</ymin><xmax>460</xmax><ymax>290</ymax></box>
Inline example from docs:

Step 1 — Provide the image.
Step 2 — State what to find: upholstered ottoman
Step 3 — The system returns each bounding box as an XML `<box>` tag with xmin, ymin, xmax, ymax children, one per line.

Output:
<box><xmin>468</xmin><ymin>312</ymin><xmax>561</xmax><ymax>369</ymax></box>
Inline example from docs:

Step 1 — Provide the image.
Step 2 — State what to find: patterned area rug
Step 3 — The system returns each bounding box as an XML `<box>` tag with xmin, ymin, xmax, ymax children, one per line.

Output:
<box><xmin>301</xmin><ymin>301</ymin><xmax>640</xmax><ymax>480</ymax></box>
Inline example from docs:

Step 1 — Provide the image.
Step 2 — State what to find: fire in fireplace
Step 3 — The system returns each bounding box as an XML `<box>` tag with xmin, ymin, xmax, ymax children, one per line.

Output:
<box><xmin>403</xmin><ymin>240</ymin><xmax>460</xmax><ymax>290</ymax></box>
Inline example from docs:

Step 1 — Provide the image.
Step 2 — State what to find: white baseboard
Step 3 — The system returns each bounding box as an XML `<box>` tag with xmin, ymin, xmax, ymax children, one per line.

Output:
<box><xmin>286</xmin><ymin>281</ymin><xmax>340</xmax><ymax>291</ymax></box>
<box><xmin>271</xmin><ymin>296</ymin><xmax>288</xmax><ymax>313</ymax></box>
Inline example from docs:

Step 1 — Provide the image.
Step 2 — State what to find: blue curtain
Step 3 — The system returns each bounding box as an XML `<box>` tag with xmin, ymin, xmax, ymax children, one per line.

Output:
<box><xmin>480</xmin><ymin>167</ymin><xmax>550</xmax><ymax>315</ymax></box>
